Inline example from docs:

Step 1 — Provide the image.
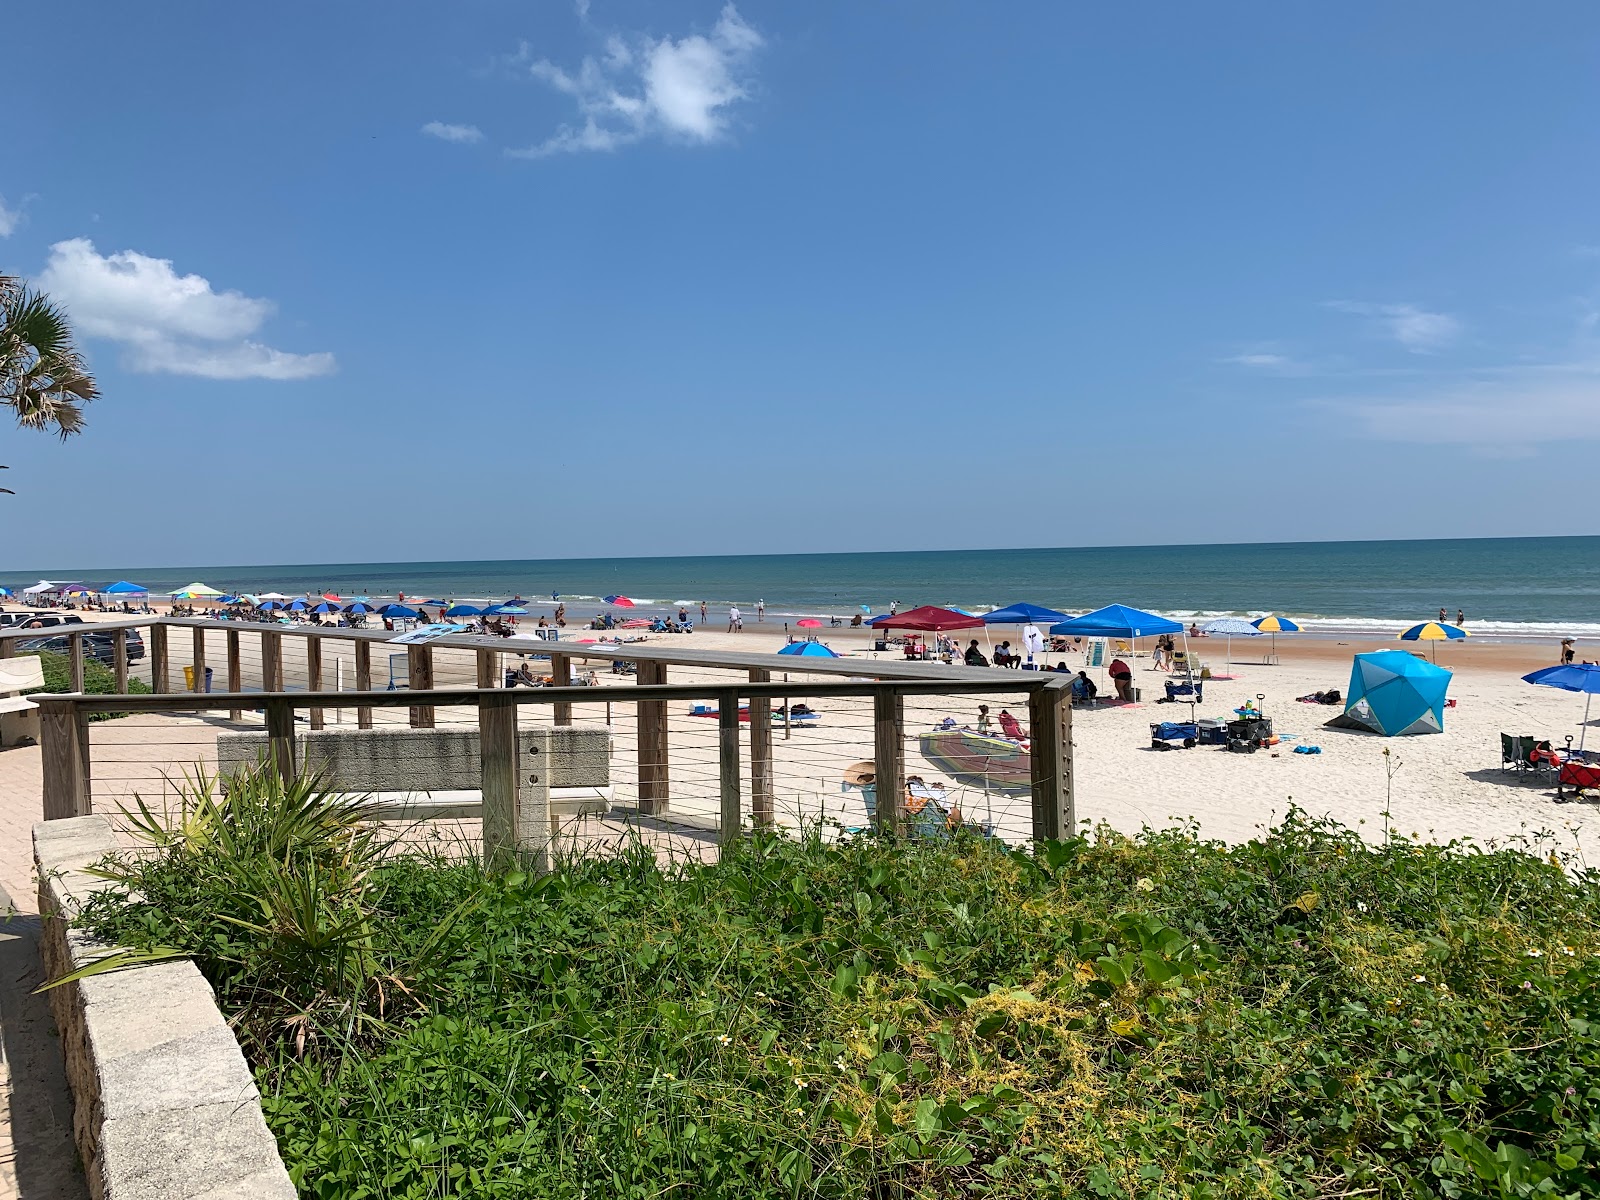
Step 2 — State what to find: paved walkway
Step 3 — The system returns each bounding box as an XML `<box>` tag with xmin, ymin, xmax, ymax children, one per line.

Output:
<box><xmin>0</xmin><ymin>892</ymin><xmax>88</xmax><ymax>1199</ymax></box>
<box><xmin>0</xmin><ymin>747</ymin><xmax>42</xmax><ymax>918</ymax></box>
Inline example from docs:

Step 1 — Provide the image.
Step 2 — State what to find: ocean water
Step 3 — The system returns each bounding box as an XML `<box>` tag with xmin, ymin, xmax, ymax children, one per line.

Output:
<box><xmin>9</xmin><ymin>536</ymin><xmax>1599</xmax><ymax>639</ymax></box>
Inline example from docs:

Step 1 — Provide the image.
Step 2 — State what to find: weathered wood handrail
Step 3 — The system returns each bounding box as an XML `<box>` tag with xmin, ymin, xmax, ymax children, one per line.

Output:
<box><xmin>33</xmin><ymin>673</ymin><xmax>1075</xmax><ymax>865</ymax></box>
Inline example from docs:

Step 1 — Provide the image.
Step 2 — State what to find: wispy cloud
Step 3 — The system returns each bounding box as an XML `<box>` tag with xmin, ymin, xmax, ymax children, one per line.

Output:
<box><xmin>421</xmin><ymin>121</ymin><xmax>484</xmax><ymax>144</ymax></box>
<box><xmin>0</xmin><ymin>194</ymin><xmax>21</xmax><ymax>238</ymax></box>
<box><xmin>1328</xmin><ymin>301</ymin><xmax>1461</xmax><ymax>354</ymax></box>
<box><xmin>1313</xmin><ymin>367</ymin><xmax>1600</xmax><ymax>455</ymax></box>
<box><xmin>38</xmin><ymin>238</ymin><xmax>335</xmax><ymax>381</ymax></box>
<box><xmin>507</xmin><ymin>4</ymin><xmax>764</xmax><ymax>159</ymax></box>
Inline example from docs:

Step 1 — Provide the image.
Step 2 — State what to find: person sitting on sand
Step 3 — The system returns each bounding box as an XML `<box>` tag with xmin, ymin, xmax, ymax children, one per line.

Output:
<box><xmin>998</xmin><ymin>709</ymin><xmax>1026</xmax><ymax>740</ymax></box>
<box><xmin>1052</xmin><ymin>660</ymin><xmax>1071</xmax><ymax>673</ymax></box>
<box><xmin>976</xmin><ymin>704</ymin><xmax>992</xmax><ymax>732</ymax></box>
<box><xmin>1108</xmin><ymin>657</ymin><xmax>1134</xmax><ymax>701</ymax></box>
<box><xmin>1071</xmin><ymin>671</ymin><xmax>1097</xmax><ymax>702</ymax></box>
<box><xmin>850</xmin><ymin>613</ymin><xmax>863</xmax><ymax>627</ymax></box>
<box><xmin>964</xmin><ymin>639</ymin><xmax>989</xmax><ymax>667</ymax></box>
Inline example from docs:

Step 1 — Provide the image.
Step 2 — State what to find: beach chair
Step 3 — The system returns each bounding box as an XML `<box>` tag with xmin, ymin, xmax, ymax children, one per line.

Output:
<box><xmin>1113</xmin><ymin>639</ymin><xmax>1134</xmax><ymax>656</ymax></box>
<box><xmin>387</xmin><ymin>653</ymin><xmax>410</xmax><ymax>691</ymax></box>
<box><xmin>1500</xmin><ymin>733</ymin><xmax>1533</xmax><ymax>774</ymax></box>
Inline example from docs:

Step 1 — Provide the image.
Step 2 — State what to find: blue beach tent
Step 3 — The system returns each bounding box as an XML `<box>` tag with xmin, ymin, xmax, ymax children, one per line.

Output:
<box><xmin>1048</xmin><ymin>604</ymin><xmax>1182</xmax><ymax>639</ymax></box>
<box><xmin>1327</xmin><ymin>650</ymin><xmax>1452</xmax><ymax>736</ymax></box>
<box><xmin>983</xmin><ymin>602</ymin><xmax>1071</xmax><ymax>625</ymax></box>
<box><xmin>102</xmin><ymin>580</ymin><xmax>148</xmax><ymax>596</ymax></box>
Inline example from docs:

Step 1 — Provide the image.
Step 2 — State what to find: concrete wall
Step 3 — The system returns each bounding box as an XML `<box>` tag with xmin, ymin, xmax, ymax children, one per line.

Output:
<box><xmin>34</xmin><ymin>817</ymin><xmax>295</xmax><ymax>1200</ymax></box>
<box><xmin>215</xmin><ymin>722</ymin><xmax>611</xmax><ymax>792</ymax></box>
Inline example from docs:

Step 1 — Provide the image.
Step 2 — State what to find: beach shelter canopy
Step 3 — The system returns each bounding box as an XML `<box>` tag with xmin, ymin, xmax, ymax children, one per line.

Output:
<box><xmin>1048</xmin><ymin>604</ymin><xmax>1182</xmax><ymax>638</ymax></box>
<box><xmin>256</xmin><ymin>592</ymin><xmax>292</xmax><ymax>601</ymax></box>
<box><xmin>603</xmin><ymin>595</ymin><xmax>636</xmax><ymax>607</ymax></box>
<box><xmin>1326</xmin><ymin>650</ymin><xmax>1451</xmax><ymax>736</ymax></box>
<box><xmin>21</xmin><ymin>581</ymin><xmax>58</xmax><ymax>595</ymax></box>
<box><xmin>173</xmin><ymin>582</ymin><xmax>226</xmax><ymax>598</ymax></box>
<box><xmin>983</xmin><ymin>602</ymin><xmax>1071</xmax><ymax>625</ymax></box>
<box><xmin>311</xmin><ymin>601</ymin><xmax>340</xmax><ymax>614</ymax></box>
<box><xmin>378</xmin><ymin>603</ymin><xmax>420</xmax><ymax>619</ymax></box>
<box><xmin>874</xmin><ymin>605</ymin><xmax>985</xmax><ymax>632</ymax></box>
<box><xmin>779</xmin><ymin>640</ymin><xmax>840</xmax><ymax>657</ymax></box>
<box><xmin>101</xmin><ymin>581</ymin><xmax>147</xmax><ymax>595</ymax></box>
<box><xmin>1252</xmin><ymin>615</ymin><xmax>1300</xmax><ymax>633</ymax></box>
<box><xmin>1523</xmin><ymin>662</ymin><xmax>1600</xmax><ymax>751</ymax></box>
<box><xmin>445</xmin><ymin>604</ymin><xmax>483</xmax><ymax>617</ymax></box>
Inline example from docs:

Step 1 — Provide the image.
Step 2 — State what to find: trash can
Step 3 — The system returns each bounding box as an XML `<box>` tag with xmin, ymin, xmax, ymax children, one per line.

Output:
<box><xmin>182</xmin><ymin>666</ymin><xmax>215</xmax><ymax>692</ymax></box>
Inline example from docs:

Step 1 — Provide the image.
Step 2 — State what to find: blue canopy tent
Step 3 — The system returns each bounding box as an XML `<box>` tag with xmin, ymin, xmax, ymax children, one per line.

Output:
<box><xmin>1047</xmin><ymin>604</ymin><xmax>1182</xmax><ymax>638</ymax></box>
<box><xmin>101</xmin><ymin>580</ymin><xmax>148</xmax><ymax>596</ymax></box>
<box><xmin>983</xmin><ymin>602</ymin><xmax>1071</xmax><ymax>625</ymax></box>
<box><xmin>778</xmin><ymin>640</ymin><xmax>840</xmax><ymax>658</ymax></box>
<box><xmin>1523</xmin><ymin>662</ymin><xmax>1600</xmax><ymax>751</ymax></box>
<box><xmin>1327</xmin><ymin>650</ymin><xmax>1452</xmax><ymax>736</ymax></box>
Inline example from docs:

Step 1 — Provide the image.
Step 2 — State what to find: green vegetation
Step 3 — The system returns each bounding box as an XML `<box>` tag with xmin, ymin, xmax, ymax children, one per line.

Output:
<box><xmin>76</xmin><ymin>768</ymin><xmax>1600</xmax><ymax>1199</ymax></box>
<box><xmin>24</xmin><ymin>649</ymin><xmax>149</xmax><ymax>719</ymax></box>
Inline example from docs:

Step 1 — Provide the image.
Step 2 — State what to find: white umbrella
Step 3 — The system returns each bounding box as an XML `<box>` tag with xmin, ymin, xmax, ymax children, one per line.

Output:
<box><xmin>1021</xmin><ymin>623</ymin><xmax>1045</xmax><ymax>665</ymax></box>
<box><xmin>1201</xmin><ymin>618</ymin><xmax>1262</xmax><ymax>679</ymax></box>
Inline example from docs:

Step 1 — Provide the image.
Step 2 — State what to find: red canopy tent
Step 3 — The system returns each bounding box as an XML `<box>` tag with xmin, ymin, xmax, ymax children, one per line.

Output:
<box><xmin>873</xmin><ymin>605</ymin><xmax>985</xmax><ymax>631</ymax></box>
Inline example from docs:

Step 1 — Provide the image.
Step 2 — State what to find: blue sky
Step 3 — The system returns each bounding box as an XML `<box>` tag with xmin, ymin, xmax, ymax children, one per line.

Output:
<box><xmin>3</xmin><ymin>2</ymin><xmax>1598</xmax><ymax>568</ymax></box>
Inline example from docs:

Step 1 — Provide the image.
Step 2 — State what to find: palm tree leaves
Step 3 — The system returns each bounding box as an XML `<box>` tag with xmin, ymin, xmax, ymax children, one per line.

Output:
<box><xmin>0</xmin><ymin>272</ymin><xmax>99</xmax><ymax>440</ymax></box>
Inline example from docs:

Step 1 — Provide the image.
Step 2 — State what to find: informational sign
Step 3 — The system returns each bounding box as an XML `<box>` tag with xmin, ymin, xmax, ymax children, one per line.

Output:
<box><xmin>1086</xmin><ymin>638</ymin><xmax>1106</xmax><ymax>667</ymax></box>
<box><xmin>389</xmin><ymin>622</ymin><xmax>469</xmax><ymax>645</ymax></box>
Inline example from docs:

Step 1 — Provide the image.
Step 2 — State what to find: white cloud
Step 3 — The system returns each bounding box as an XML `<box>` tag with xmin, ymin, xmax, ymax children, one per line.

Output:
<box><xmin>1328</xmin><ymin>301</ymin><xmax>1461</xmax><ymax>354</ymax></box>
<box><xmin>508</xmin><ymin>4</ymin><xmax>763</xmax><ymax>158</ymax></box>
<box><xmin>421</xmin><ymin>121</ymin><xmax>484</xmax><ymax>144</ymax></box>
<box><xmin>0</xmin><ymin>195</ymin><xmax>19</xmax><ymax>237</ymax></box>
<box><xmin>1316</xmin><ymin>371</ymin><xmax>1600</xmax><ymax>453</ymax></box>
<box><xmin>37</xmin><ymin>238</ymin><xmax>334</xmax><ymax>381</ymax></box>
<box><xmin>1225</xmin><ymin>353</ymin><xmax>1290</xmax><ymax>368</ymax></box>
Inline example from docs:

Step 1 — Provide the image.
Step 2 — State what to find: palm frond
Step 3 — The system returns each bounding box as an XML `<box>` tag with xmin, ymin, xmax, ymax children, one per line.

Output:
<box><xmin>0</xmin><ymin>279</ymin><xmax>98</xmax><ymax>439</ymax></box>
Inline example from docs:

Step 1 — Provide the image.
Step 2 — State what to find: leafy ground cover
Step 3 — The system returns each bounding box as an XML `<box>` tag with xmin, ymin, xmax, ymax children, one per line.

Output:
<box><xmin>26</xmin><ymin>648</ymin><xmax>149</xmax><ymax>718</ymax></box>
<box><xmin>74</xmin><ymin>770</ymin><xmax>1600</xmax><ymax>1198</ymax></box>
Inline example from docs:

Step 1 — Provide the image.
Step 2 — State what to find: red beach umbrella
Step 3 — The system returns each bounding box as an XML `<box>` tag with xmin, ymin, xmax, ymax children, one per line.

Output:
<box><xmin>874</xmin><ymin>605</ymin><xmax>984</xmax><ymax>632</ymax></box>
<box><xmin>322</xmin><ymin>592</ymin><xmax>341</xmax><ymax>601</ymax></box>
<box><xmin>796</xmin><ymin>618</ymin><xmax>823</xmax><ymax>628</ymax></box>
<box><xmin>603</xmin><ymin>594</ymin><xmax>636</xmax><ymax>607</ymax></box>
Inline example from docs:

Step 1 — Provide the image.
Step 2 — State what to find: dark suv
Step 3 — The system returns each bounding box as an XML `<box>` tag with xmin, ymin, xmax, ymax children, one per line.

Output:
<box><xmin>15</xmin><ymin>628</ymin><xmax>146</xmax><ymax>666</ymax></box>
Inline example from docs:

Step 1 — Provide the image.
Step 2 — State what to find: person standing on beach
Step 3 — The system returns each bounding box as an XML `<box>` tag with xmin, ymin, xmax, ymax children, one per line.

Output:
<box><xmin>1563</xmin><ymin>638</ymin><xmax>1577</xmax><ymax>664</ymax></box>
<box><xmin>1439</xmin><ymin>607</ymin><xmax>1447</xmax><ymax>623</ymax></box>
<box><xmin>729</xmin><ymin>606</ymin><xmax>742</xmax><ymax>632</ymax></box>
<box><xmin>700</xmin><ymin>601</ymin><xmax>708</xmax><ymax>624</ymax></box>
<box><xmin>757</xmin><ymin>599</ymin><xmax>765</xmax><ymax>622</ymax></box>
<box><xmin>1457</xmin><ymin>608</ymin><xmax>1465</xmax><ymax>626</ymax></box>
<box><xmin>555</xmin><ymin>603</ymin><xmax>566</xmax><ymax>627</ymax></box>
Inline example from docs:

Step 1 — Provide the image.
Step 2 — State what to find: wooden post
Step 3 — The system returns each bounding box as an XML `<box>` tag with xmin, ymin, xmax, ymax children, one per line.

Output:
<box><xmin>307</xmin><ymin>637</ymin><xmax>324</xmax><ymax>730</ymax></box>
<box><xmin>191</xmin><ymin>627</ymin><xmax>207</xmax><ymax>693</ymax></box>
<box><xmin>39</xmin><ymin>701</ymin><xmax>87</xmax><ymax>820</ymax></box>
<box><xmin>408</xmin><ymin>645</ymin><xmax>435</xmax><ymax>728</ymax></box>
<box><xmin>719</xmin><ymin>688</ymin><xmax>742</xmax><ymax>842</ymax></box>
<box><xmin>68</xmin><ymin>632</ymin><xmax>85</xmax><ymax>694</ymax></box>
<box><xmin>1028</xmin><ymin>682</ymin><xmax>1075</xmax><ymax>841</ymax></box>
<box><xmin>872</xmin><ymin>687</ymin><xmax>905</xmax><ymax>836</ymax></box>
<box><xmin>636</xmin><ymin>660</ymin><xmax>668</xmax><ymax>814</ymax></box>
<box><xmin>748</xmin><ymin>667</ymin><xmax>774</xmax><ymax>829</ymax></box>
<box><xmin>479</xmin><ymin>692</ymin><xmax>519</xmax><ymax>870</ymax></box>
<box><xmin>265</xmin><ymin>699</ymin><xmax>296</xmax><ymax>785</ymax></box>
<box><xmin>261</xmin><ymin>631</ymin><xmax>283</xmax><ymax>693</ymax></box>
<box><xmin>551</xmin><ymin>653</ymin><xmax>572</xmax><ymax>725</ymax></box>
<box><xmin>226</xmin><ymin>629</ymin><xmax>242</xmax><ymax>721</ymax></box>
<box><xmin>355</xmin><ymin>639</ymin><xmax>372</xmax><ymax>729</ymax></box>
<box><xmin>0</xmin><ymin>636</ymin><xmax>12</xmax><ymax>660</ymax></box>
<box><xmin>476</xmin><ymin>648</ymin><xmax>498</xmax><ymax>689</ymax></box>
<box><xmin>150</xmin><ymin>624</ymin><xmax>169</xmax><ymax>693</ymax></box>
<box><xmin>112</xmin><ymin>629</ymin><xmax>129</xmax><ymax>694</ymax></box>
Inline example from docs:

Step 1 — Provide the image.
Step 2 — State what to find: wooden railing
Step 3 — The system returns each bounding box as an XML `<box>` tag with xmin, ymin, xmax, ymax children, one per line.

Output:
<box><xmin>32</xmin><ymin>677</ymin><xmax>1075</xmax><ymax>863</ymax></box>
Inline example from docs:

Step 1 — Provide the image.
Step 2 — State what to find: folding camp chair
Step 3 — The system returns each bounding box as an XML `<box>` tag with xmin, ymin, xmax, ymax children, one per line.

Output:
<box><xmin>1500</xmin><ymin>733</ymin><xmax>1532</xmax><ymax>774</ymax></box>
<box><xmin>387</xmin><ymin>653</ymin><xmax>410</xmax><ymax>691</ymax></box>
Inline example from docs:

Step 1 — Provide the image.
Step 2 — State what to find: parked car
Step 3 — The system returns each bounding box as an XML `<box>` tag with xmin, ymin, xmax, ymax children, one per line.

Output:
<box><xmin>15</xmin><ymin>628</ymin><xmax>145</xmax><ymax>668</ymax></box>
<box><xmin>0</xmin><ymin>612</ymin><xmax>85</xmax><ymax>630</ymax></box>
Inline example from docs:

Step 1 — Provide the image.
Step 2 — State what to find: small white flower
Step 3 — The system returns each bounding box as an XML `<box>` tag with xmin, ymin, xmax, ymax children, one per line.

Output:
<box><xmin>1438</xmin><ymin>984</ymin><xmax>1449</xmax><ymax>992</ymax></box>
<box><xmin>578</xmin><ymin>1084</ymin><xmax>590</xmax><ymax>1094</ymax></box>
<box><xmin>1413</xmin><ymin>975</ymin><xmax>1427</xmax><ymax>983</ymax></box>
<box><xmin>1098</xmin><ymin>1000</ymin><xmax>1111</xmax><ymax>1008</ymax></box>
<box><xmin>833</xmin><ymin>1057</ymin><xmax>848</xmax><ymax>1070</ymax></box>
<box><xmin>1562</xmin><ymin>947</ymin><xmax>1576</xmax><ymax>957</ymax></box>
<box><xmin>717</xmin><ymin>1035</ymin><xmax>732</xmax><ymax>1045</ymax></box>
<box><xmin>1527</xmin><ymin>949</ymin><xmax>1543</xmax><ymax>958</ymax></box>
<box><xmin>1521</xmin><ymin>981</ymin><xmax>1534</xmax><ymax>990</ymax></box>
<box><xmin>1356</xmin><ymin>902</ymin><xmax>1369</xmax><ymax>913</ymax></box>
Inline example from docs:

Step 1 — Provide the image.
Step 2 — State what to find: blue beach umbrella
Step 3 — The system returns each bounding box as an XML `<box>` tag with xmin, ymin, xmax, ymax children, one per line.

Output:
<box><xmin>311</xmin><ymin>601</ymin><xmax>340</xmax><ymax>614</ymax></box>
<box><xmin>0</xmin><ymin>587</ymin><xmax>11</xmax><ymax>597</ymax></box>
<box><xmin>378</xmin><ymin>603</ymin><xmax>420</xmax><ymax>619</ymax></box>
<box><xmin>486</xmin><ymin>604</ymin><xmax>528</xmax><ymax>615</ymax></box>
<box><xmin>778</xmin><ymin>640</ymin><xmax>840</xmax><ymax>658</ymax></box>
<box><xmin>259</xmin><ymin>600</ymin><xmax>286</xmax><ymax>611</ymax></box>
<box><xmin>287</xmin><ymin>598</ymin><xmax>310</xmax><ymax>612</ymax></box>
<box><xmin>344</xmin><ymin>602</ymin><xmax>377</xmax><ymax>615</ymax></box>
<box><xmin>1523</xmin><ymin>662</ymin><xmax>1600</xmax><ymax>752</ymax></box>
<box><xmin>446</xmin><ymin>604</ymin><xmax>484</xmax><ymax>617</ymax></box>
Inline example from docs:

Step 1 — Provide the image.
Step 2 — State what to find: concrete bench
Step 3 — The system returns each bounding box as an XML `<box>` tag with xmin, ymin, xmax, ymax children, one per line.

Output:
<box><xmin>0</xmin><ymin>655</ymin><xmax>44</xmax><ymax>747</ymax></box>
<box><xmin>215</xmin><ymin>723</ymin><xmax>613</xmax><ymax>825</ymax></box>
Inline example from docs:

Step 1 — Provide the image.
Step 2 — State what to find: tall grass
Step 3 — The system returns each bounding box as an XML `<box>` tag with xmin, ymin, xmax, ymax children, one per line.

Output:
<box><xmin>73</xmin><ymin>770</ymin><xmax>1600</xmax><ymax>1199</ymax></box>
